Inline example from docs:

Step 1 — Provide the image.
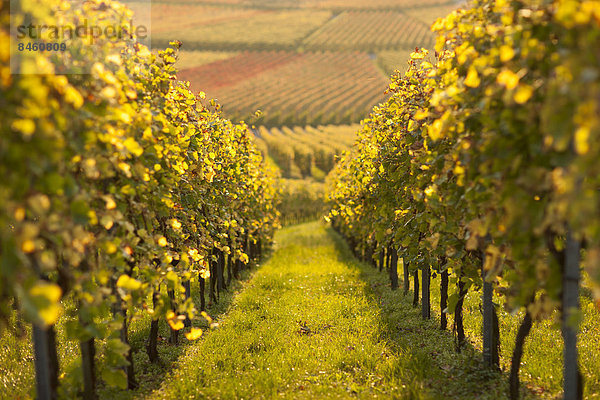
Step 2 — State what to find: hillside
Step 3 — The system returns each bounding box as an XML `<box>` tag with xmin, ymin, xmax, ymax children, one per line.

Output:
<box><xmin>145</xmin><ymin>0</ymin><xmax>463</xmax><ymax>126</ymax></box>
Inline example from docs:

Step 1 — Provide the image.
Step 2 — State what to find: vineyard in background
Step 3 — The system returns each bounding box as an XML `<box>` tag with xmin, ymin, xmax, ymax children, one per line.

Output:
<box><xmin>147</xmin><ymin>0</ymin><xmax>458</xmax><ymax>10</ymax></box>
<box><xmin>178</xmin><ymin>51</ymin><xmax>389</xmax><ymax>126</ymax></box>
<box><xmin>150</xmin><ymin>5</ymin><xmax>332</xmax><ymax>50</ymax></box>
<box><xmin>377</xmin><ymin>49</ymin><xmax>413</xmax><ymax>75</ymax></box>
<box><xmin>147</xmin><ymin>0</ymin><xmax>462</xmax><ymax>224</ymax></box>
<box><xmin>4</xmin><ymin>0</ymin><xmax>600</xmax><ymax>398</ymax></box>
<box><xmin>177</xmin><ymin>48</ymin><xmax>414</xmax><ymax>85</ymax></box>
<box><xmin>302</xmin><ymin>11</ymin><xmax>435</xmax><ymax>51</ymax></box>
<box><xmin>253</xmin><ymin>125</ymin><xmax>356</xmax><ymax>225</ymax></box>
<box><xmin>254</xmin><ymin>125</ymin><xmax>355</xmax><ymax>180</ymax></box>
<box><xmin>175</xmin><ymin>49</ymin><xmax>417</xmax><ymax>77</ymax></box>
<box><xmin>146</xmin><ymin>0</ymin><xmax>461</xmax><ymax>126</ymax></box>
<box><xmin>175</xmin><ymin>50</ymin><xmax>239</xmax><ymax>70</ymax></box>
<box><xmin>403</xmin><ymin>3</ymin><xmax>462</xmax><ymax>24</ymax></box>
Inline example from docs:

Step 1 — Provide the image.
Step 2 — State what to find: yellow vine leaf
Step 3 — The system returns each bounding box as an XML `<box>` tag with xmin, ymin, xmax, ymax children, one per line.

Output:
<box><xmin>116</xmin><ymin>274</ymin><xmax>142</xmax><ymax>291</ymax></box>
<box><xmin>103</xmin><ymin>196</ymin><xmax>117</xmax><ymax>210</ymax></box>
<box><xmin>201</xmin><ymin>311</ymin><xmax>213</xmax><ymax>324</ymax></box>
<box><xmin>29</xmin><ymin>283</ymin><xmax>61</xmax><ymax>303</ymax></box>
<box><xmin>464</xmin><ymin>67</ymin><xmax>480</xmax><ymax>88</ymax></box>
<box><xmin>428</xmin><ymin>119</ymin><xmax>443</xmax><ymax>141</ymax></box>
<box><xmin>513</xmin><ymin>84</ymin><xmax>533</xmax><ymax>104</ymax></box>
<box><xmin>414</xmin><ymin>110</ymin><xmax>429</xmax><ymax>120</ymax></box>
<box><xmin>21</xmin><ymin>239</ymin><xmax>36</xmax><ymax>253</ymax></box>
<box><xmin>169</xmin><ymin>218</ymin><xmax>182</xmax><ymax>230</ymax></box>
<box><xmin>156</xmin><ymin>236</ymin><xmax>167</xmax><ymax>247</ymax></box>
<box><xmin>199</xmin><ymin>268</ymin><xmax>210</xmax><ymax>279</ymax></box>
<box><xmin>30</xmin><ymin>282</ymin><xmax>63</xmax><ymax>326</ymax></box>
<box><xmin>14</xmin><ymin>207</ymin><xmax>25</xmax><ymax>221</ymax></box>
<box><xmin>205</xmin><ymin>167</ymin><xmax>215</xmax><ymax>183</ymax></box>
<box><xmin>168</xmin><ymin>319</ymin><xmax>184</xmax><ymax>331</ymax></box>
<box><xmin>410</xmin><ymin>51</ymin><xmax>425</xmax><ymax>60</ymax></box>
<box><xmin>188</xmin><ymin>248</ymin><xmax>202</xmax><ymax>262</ymax></box>
<box><xmin>123</xmin><ymin>137</ymin><xmax>144</xmax><ymax>157</ymax></box>
<box><xmin>11</xmin><ymin>119</ymin><xmax>36</xmax><ymax>136</ymax></box>
<box><xmin>424</xmin><ymin>185</ymin><xmax>437</xmax><ymax>197</ymax></box>
<box><xmin>407</xmin><ymin>120</ymin><xmax>417</xmax><ymax>132</ymax></box>
<box><xmin>497</xmin><ymin>69</ymin><xmax>520</xmax><ymax>89</ymax></box>
<box><xmin>185</xmin><ymin>328</ymin><xmax>203</xmax><ymax>340</ymax></box>
<box><xmin>574</xmin><ymin>126</ymin><xmax>590</xmax><ymax>155</ymax></box>
<box><xmin>499</xmin><ymin>45</ymin><xmax>515</xmax><ymax>62</ymax></box>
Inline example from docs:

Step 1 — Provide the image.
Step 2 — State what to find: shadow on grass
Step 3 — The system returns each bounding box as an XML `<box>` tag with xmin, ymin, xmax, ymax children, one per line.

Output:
<box><xmin>98</xmin><ymin>255</ymin><xmax>269</xmax><ymax>400</ymax></box>
<box><xmin>324</xmin><ymin>226</ymin><xmax>524</xmax><ymax>400</ymax></box>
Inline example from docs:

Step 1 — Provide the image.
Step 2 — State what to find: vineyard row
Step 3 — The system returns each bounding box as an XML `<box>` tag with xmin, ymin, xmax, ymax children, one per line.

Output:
<box><xmin>1</xmin><ymin>0</ymin><xmax>279</xmax><ymax>397</ymax></box>
<box><xmin>328</xmin><ymin>0</ymin><xmax>600</xmax><ymax>398</ymax></box>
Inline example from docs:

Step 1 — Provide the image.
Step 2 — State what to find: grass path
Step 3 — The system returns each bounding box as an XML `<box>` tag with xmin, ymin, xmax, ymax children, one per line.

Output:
<box><xmin>1</xmin><ymin>221</ymin><xmax>596</xmax><ymax>398</ymax></box>
<box><xmin>151</xmin><ymin>222</ymin><xmax>512</xmax><ymax>399</ymax></box>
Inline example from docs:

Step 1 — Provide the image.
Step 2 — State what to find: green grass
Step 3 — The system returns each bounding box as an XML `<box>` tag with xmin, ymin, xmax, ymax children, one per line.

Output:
<box><xmin>422</xmin><ymin>269</ymin><xmax>600</xmax><ymax>399</ymax></box>
<box><xmin>152</xmin><ymin>222</ymin><xmax>518</xmax><ymax>399</ymax></box>
<box><xmin>98</xmin><ymin>274</ymin><xmax>253</xmax><ymax>400</ymax></box>
<box><xmin>2</xmin><ymin>221</ymin><xmax>599</xmax><ymax>398</ymax></box>
<box><xmin>0</xmin><ymin>305</ymin><xmax>82</xmax><ymax>399</ymax></box>
<box><xmin>0</xmin><ymin>267</ymin><xmax>254</xmax><ymax>400</ymax></box>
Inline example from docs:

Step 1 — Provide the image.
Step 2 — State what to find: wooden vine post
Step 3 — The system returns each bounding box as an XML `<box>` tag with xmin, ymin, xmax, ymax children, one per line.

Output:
<box><xmin>412</xmin><ymin>270</ymin><xmax>419</xmax><ymax>307</ymax></box>
<box><xmin>80</xmin><ymin>336</ymin><xmax>96</xmax><ymax>399</ymax></box>
<box><xmin>481</xmin><ymin>253</ymin><xmax>494</xmax><ymax>367</ymax></box>
<box><xmin>389</xmin><ymin>248</ymin><xmax>399</xmax><ymax>290</ymax></box>
<box><xmin>227</xmin><ymin>239</ymin><xmax>234</xmax><ymax>286</ymax></box>
<box><xmin>440</xmin><ymin>268</ymin><xmax>448</xmax><ymax>330</ymax></box>
<box><xmin>32</xmin><ymin>325</ymin><xmax>59</xmax><ymax>400</ymax></box>
<box><xmin>147</xmin><ymin>290</ymin><xmax>161</xmax><ymax>363</ymax></box>
<box><xmin>209</xmin><ymin>249</ymin><xmax>217</xmax><ymax>303</ymax></box>
<box><xmin>421</xmin><ymin>265</ymin><xmax>430</xmax><ymax>319</ymax></box>
<box><xmin>455</xmin><ymin>272</ymin><xmax>467</xmax><ymax>351</ymax></box>
<box><xmin>79</xmin><ymin>310</ymin><xmax>97</xmax><ymax>399</ymax></box>
<box><xmin>403</xmin><ymin>256</ymin><xmax>409</xmax><ymax>295</ymax></box>
<box><xmin>481</xmin><ymin>248</ymin><xmax>500</xmax><ymax>369</ymax></box>
<box><xmin>198</xmin><ymin>275</ymin><xmax>206</xmax><ymax>311</ymax></box>
<box><xmin>183</xmin><ymin>280</ymin><xmax>192</xmax><ymax>327</ymax></box>
<box><xmin>562</xmin><ymin>231</ymin><xmax>582</xmax><ymax>400</ymax></box>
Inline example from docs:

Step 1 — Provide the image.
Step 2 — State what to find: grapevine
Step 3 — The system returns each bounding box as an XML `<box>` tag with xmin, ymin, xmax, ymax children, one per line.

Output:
<box><xmin>1</xmin><ymin>0</ymin><xmax>279</xmax><ymax>395</ymax></box>
<box><xmin>328</xmin><ymin>0</ymin><xmax>600</xmax><ymax>397</ymax></box>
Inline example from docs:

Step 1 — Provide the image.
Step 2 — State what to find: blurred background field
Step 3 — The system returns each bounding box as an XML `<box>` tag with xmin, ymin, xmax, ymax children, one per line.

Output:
<box><xmin>126</xmin><ymin>0</ymin><xmax>463</xmax><ymax>222</ymax></box>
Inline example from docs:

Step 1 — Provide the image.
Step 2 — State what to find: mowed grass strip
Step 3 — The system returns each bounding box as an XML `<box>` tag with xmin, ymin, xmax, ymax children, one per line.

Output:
<box><xmin>152</xmin><ymin>222</ymin><xmax>521</xmax><ymax>399</ymax></box>
<box><xmin>153</xmin><ymin>222</ymin><xmax>405</xmax><ymax>399</ymax></box>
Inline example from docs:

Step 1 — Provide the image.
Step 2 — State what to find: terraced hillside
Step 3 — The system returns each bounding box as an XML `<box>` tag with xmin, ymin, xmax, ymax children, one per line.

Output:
<box><xmin>303</xmin><ymin>11</ymin><xmax>435</xmax><ymax>51</ymax></box>
<box><xmin>175</xmin><ymin>50</ymin><xmax>239</xmax><ymax>70</ymax></box>
<box><xmin>151</xmin><ymin>0</ymin><xmax>458</xmax><ymax>10</ymax></box>
<box><xmin>156</xmin><ymin>0</ymin><xmax>464</xmax><ymax>221</ymax></box>
<box><xmin>253</xmin><ymin>125</ymin><xmax>356</xmax><ymax>179</ymax></box>
<box><xmin>376</xmin><ymin>49</ymin><xmax>414</xmax><ymax>75</ymax></box>
<box><xmin>178</xmin><ymin>52</ymin><xmax>389</xmax><ymax>126</ymax></box>
<box><xmin>151</xmin><ymin>5</ymin><xmax>332</xmax><ymax>50</ymax></box>
<box><xmin>152</xmin><ymin>0</ymin><xmax>462</xmax><ymax>126</ymax></box>
<box><xmin>251</xmin><ymin>125</ymin><xmax>357</xmax><ymax>224</ymax></box>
